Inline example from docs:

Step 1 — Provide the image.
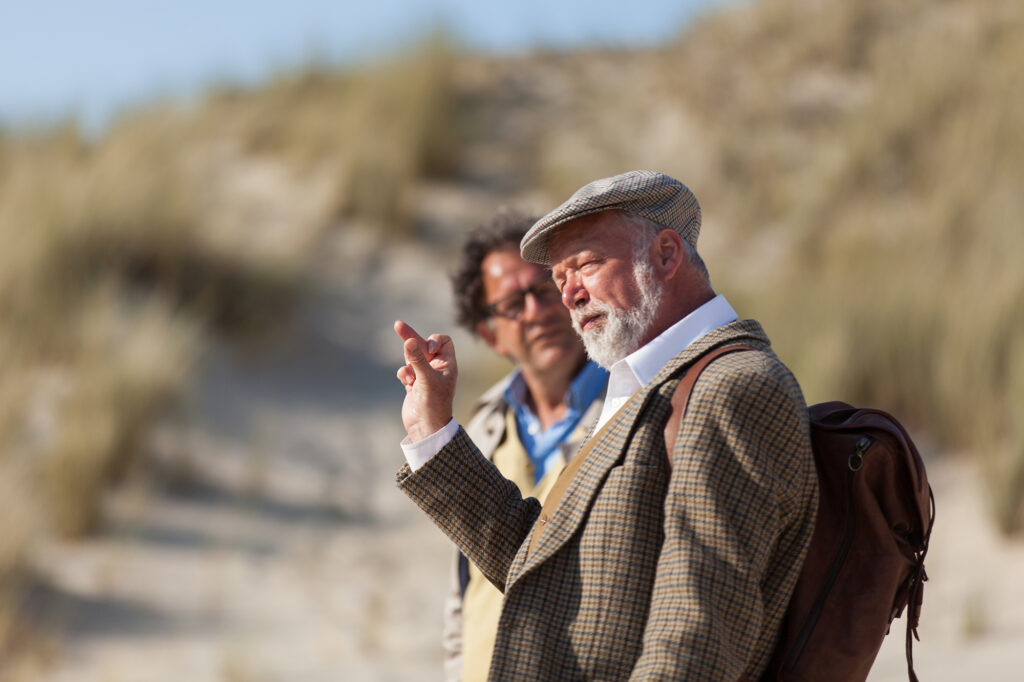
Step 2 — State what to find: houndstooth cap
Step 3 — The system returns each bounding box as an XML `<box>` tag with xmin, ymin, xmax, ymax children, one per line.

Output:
<box><xmin>520</xmin><ymin>170</ymin><xmax>701</xmax><ymax>265</ymax></box>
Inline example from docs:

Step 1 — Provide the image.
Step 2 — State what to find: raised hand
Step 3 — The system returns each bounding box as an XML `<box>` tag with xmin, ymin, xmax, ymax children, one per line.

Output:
<box><xmin>394</xmin><ymin>320</ymin><xmax>458</xmax><ymax>442</ymax></box>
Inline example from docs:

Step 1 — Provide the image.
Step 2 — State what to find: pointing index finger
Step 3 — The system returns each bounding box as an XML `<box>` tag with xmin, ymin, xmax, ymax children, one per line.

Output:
<box><xmin>394</xmin><ymin>320</ymin><xmax>426</xmax><ymax>346</ymax></box>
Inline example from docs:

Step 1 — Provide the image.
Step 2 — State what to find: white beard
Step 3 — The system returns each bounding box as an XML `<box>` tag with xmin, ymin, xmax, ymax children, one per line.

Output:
<box><xmin>570</xmin><ymin>259</ymin><xmax>663</xmax><ymax>369</ymax></box>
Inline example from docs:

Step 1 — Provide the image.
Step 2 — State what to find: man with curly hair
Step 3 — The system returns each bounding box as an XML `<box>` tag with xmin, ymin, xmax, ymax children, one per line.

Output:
<box><xmin>442</xmin><ymin>209</ymin><xmax>607</xmax><ymax>681</ymax></box>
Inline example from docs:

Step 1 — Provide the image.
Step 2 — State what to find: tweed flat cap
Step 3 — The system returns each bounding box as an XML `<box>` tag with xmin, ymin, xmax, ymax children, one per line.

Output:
<box><xmin>520</xmin><ymin>170</ymin><xmax>701</xmax><ymax>265</ymax></box>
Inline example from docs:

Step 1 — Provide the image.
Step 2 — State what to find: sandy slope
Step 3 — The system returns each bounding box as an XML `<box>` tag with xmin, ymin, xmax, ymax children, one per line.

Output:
<box><xmin>25</xmin><ymin>225</ymin><xmax>467</xmax><ymax>682</ymax></box>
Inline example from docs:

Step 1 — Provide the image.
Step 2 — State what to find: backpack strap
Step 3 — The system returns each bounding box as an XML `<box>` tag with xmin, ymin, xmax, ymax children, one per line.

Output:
<box><xmin>663</xmin><ymin>344</ymin><xmax>755</xmax><ymax>470</ymax></box>
<box><xmin>904</xmin><ymin>487</ymin><xmax>935</xmax><ymax>682</ymax></box>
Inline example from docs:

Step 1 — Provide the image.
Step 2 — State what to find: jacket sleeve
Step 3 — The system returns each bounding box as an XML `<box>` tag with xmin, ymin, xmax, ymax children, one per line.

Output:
<box><xmin>397</xmin><ymin>426</ymin><xmax>543</xmax><ymax>592</ymax></box>
<box><xmin>630</xmin><ymin>353</ymin><xmax>814</xmax><ymax>680</ymax></box>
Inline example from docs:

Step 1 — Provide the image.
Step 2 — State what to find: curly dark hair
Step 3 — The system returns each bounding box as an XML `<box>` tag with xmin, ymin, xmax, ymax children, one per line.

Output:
<box><xmin>451</xmin><ymin>209</ymin><xmax>540</xmax><ymax>333</ymax></box>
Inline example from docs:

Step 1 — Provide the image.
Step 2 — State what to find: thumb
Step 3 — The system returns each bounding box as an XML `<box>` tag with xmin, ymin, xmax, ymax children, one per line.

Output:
<box><xmin>403</xmin><ymin>337</ymin><xmax>432</xmax><ymax>375</ymax></box>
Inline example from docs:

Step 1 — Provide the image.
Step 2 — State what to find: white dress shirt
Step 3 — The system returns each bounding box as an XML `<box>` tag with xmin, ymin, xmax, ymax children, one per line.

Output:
<box><xmin>401</xmin><ymin>295</ymin><xmax>737</xmax><ymax>471</ymax></box>
<box><xmin>593</xmin><ymin>294</ymin><xmax>737</xmax><ymax>432</ymax></box>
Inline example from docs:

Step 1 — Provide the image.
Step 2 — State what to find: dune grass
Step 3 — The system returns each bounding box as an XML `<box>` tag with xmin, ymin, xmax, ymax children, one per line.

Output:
<box><xmin>680</xmin><ymin>0</ymin><xmax>1024</xmax><ymax>533</ymax></box>
<box><xmin>0</xmin><ymin>7</ymin><xmax>1021</xmax><ymax>669</ymax></box>
<box><xmin>200</xmin><ymin>31</ymin><xmax>459</xmax><ymax>233</ymax></box>
<box><xmin>0</xmin><ymin>34</ymin><xmax>463</xmax><ymax>625</ymax></box>
<box><xmin>528</xmin><ymin>0</ymin><xmax>1023</xmax><ymax>532</ymax></box>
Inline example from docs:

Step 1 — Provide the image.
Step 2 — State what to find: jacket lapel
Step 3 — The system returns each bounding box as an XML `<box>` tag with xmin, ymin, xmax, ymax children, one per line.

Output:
<box><xmin>506</xmin><ymin>319</ymin><xmax>771</xmax><ymax>586</ymax></box>
<box><xmin>645</xmin><ymin>318</ymin><xmax>769</xmax><ymax>387</ymax></box>
<box><xmin>507</xmin><ymin>385</ymin><xmax>649</xmax><ymax>581</ymax></box>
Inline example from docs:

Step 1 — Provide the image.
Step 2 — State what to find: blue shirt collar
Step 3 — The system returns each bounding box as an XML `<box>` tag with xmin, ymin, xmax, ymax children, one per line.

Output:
<box><xmin>504</xmin><ymin>359</ymin><xmax>606</xmax><ymax>415</ymax></box>
<box><xmin>503</xmin><ymin>359</ymin><xmax>608</xmax><ymax>483</ymax></box>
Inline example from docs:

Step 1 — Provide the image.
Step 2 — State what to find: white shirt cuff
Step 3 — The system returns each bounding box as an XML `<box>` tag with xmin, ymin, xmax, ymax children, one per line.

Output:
<box><xmin>400</xmin><ymin>418</ymin><xmax>460</xmax><ymax>472</ymax></box>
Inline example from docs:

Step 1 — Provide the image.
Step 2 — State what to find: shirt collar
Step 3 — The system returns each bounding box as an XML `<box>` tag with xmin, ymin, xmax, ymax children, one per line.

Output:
<box><xmin>505</xmin><ymin>359</ymin><xmax>608</xmax><ymax>414</ymax></box>
<box><xmin>605</xmin><ymin>294</ymin><xmax>738</xmax><ymax>403</ymax></box>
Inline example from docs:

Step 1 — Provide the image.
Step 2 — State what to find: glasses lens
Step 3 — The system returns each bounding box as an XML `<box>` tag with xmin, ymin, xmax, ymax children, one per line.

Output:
<box><xmin>491</xmin><ymin>294</ymin><xmax>526</xmax><ymax>319</ymax></box>
<box><xmin>532</xmin><ymin>279</ymin><xmax>560</xmax><ymax>302</ymax></box>
<box><xmin>487</xmin><ymin>277</ymin><xmax>558</xmax><ymax>320</ymax></box>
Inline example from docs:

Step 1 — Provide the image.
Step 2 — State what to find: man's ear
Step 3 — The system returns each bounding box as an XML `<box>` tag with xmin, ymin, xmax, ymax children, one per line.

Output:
<box><xmin>655</xmin><ymin>229</ymin><xmax>685</xmax><ymax>278</ymax></box>
<box><xmin>475</xmin><ymin>320</ymin><xmax>505</xmax><ymax>355</ymax></box>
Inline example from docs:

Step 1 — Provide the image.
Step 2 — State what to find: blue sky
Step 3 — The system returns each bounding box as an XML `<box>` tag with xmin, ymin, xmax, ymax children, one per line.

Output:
<box><xmin>0</xmin><ymin>0</ymin><xmax>731</xmax><ymax>131</ymax></box>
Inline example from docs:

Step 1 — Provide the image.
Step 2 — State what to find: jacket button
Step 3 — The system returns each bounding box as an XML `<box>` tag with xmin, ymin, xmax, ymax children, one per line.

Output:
<box><xmin>538</xmin><ymin>515</ymin><xmax>548</xmax><ymax>525</ymax></box>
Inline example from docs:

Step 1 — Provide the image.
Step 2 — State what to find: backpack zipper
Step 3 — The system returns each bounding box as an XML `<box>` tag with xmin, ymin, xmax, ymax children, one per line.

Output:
<box><xmin>783</xmin><ymin>435</ymin><xmax>874</xmax><ymax>670</ymax></box>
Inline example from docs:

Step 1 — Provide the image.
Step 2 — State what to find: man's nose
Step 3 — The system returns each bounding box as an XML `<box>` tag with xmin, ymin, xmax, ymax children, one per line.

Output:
<box><xmin>561</xmin><ymin>274</ymin><xmax>588</xmax><ymax>310</ymax></box>
<box><xmin>520</xmin><ymin>291</ymin><xmax>544</xmax><ymax>321</ymax></box>
<box><xmin>521</xmin><ymin>287</ymin><xmax>557</xmax><ymax>322</ymax></box>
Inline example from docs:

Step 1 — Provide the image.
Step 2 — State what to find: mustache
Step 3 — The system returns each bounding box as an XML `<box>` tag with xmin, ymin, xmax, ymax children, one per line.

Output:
<box><xmin>570</xmin><ymin>300</ymin><xmax>611</xmax><ymax>334</ymax></box>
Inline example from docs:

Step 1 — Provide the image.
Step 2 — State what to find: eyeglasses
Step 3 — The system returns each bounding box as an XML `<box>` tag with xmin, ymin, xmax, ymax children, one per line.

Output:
<box><xmin>485</xmin><ymin>277</ymin><xmax>562</xmax><ymax>320</ymax></box>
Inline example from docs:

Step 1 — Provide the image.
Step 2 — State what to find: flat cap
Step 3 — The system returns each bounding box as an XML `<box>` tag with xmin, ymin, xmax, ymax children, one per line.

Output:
<box><xmin>520</xmin><ymin>169</ymin><xmax>701</xmax><ymax>265</ymax></box>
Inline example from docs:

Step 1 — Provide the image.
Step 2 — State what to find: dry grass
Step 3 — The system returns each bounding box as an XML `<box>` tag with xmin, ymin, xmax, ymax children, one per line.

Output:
<box><xmin>200</xmin><ymin>31</ymin><xmax>460</xmax><ymax>233</ymax></box>
<box><xmin>670</xmin><ymin>0</ymin><xmax>1024</xmax><ymax>534</ymax></box>
<box><xmin>0</xmin><ymin>36</ymin><xmax>463</xmax><ymax>642</ymax></box>
<box><xmin>0</xmin><ymin>37</ymin><xmax>464</xmax><ymax>660</ymax></box>
<box><xmin>522</xmin><ymin>0</ymin><xmax>1023</xmax><ymax>533</ymax></box>
<box><xmin>1</xmin><ymin>3</ymin><xmax>1021</xmax><ymax>667</ymax></box>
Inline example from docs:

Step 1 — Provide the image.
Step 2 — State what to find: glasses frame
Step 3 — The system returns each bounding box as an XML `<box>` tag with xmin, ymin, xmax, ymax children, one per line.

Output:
<box><xmin>484</xmin><ymin>275</ymin><xmax>560</xmax><ymax>321</ymax></box>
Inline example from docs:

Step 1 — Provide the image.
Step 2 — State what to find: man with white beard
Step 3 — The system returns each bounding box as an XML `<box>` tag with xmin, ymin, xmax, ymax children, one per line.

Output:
<box><xmin>393</xmin><ymin>170</ymin><xmax>819</xmax><ymax>681</ymax></box>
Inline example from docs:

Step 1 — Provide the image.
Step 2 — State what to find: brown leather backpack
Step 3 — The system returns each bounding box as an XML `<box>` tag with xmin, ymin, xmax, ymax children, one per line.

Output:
<box><xmin>664</xmin><ymin>346</ymin><xmax>935</xmax><ymax>682</ymax></box>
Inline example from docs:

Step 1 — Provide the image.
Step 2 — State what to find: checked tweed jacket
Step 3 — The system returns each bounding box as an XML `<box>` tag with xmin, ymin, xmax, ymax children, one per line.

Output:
<box><xmin>443</xmin><ymin>372</ymin><xmax>605</xmax><ymax>681</ymax></box>
<box><xmin>397</xmin><ymin>319</ymin><xmax>818</xmax><ymax>681</ymax></box>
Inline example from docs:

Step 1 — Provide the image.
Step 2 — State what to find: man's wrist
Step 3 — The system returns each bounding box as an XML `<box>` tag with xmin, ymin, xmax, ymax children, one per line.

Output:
<box><xmin>401</xmin><ymin>417</ymin><xmax>459</xmax><ymax>471</ymax></box>
<box><xmin>405</xmin><ymin>414</ymin><xmax>454</xmax><ymax>444</ymax></box>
